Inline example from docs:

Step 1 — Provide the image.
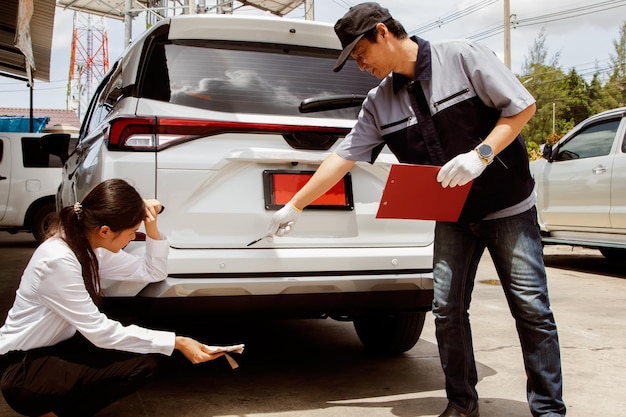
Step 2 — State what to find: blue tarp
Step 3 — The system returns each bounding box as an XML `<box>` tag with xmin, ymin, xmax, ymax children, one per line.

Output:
<box><xmin>0</xmin><ymin>116</ymin><xmax>49</xmax><ymax>133</ymax></box>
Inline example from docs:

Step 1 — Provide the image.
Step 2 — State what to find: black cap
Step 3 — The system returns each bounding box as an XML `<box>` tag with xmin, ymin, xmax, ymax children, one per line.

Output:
<box><xmin>333</xmin><ymin>2</ymin><xmax>392</xmax><ymax>72</ymax></box>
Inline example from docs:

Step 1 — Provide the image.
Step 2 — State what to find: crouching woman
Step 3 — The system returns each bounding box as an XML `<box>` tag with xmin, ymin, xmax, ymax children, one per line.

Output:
<box><xmin>0</xmin><ymin>178</ymin><xmax>224</xmax><ymax>417</ymax></box>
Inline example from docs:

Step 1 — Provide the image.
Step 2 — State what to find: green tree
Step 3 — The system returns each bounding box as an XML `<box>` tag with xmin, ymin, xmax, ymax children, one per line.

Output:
<box><xmin>561</xmin><ymin>68</ymin><xmax>591</xmax><ymax>125</ymax></box>
<box><xmin>588</xmin><ymin>73</ymin><xmax>619</xmax><ymax>113</ymax></box>
<box><xmin>519</xmin><ymin>28</ymin><xmax>566</xmax><ymax>147</ymax></box>
<box><xmin>606</xmin><ymin>21</ymin><xmax>626</xmax><ymax>106</ymax></box>
<box><xmin>519</xmin><ymin>22</ymin><xmax>626</xmax><ymax>156</ymax></box>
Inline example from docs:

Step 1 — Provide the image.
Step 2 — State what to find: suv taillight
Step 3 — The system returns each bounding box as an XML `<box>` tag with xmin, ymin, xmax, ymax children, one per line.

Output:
<box><xmin>105</xmin><ymin>117</ymin><xmax>156</xmax><ymax>150</ymax></box>
<box><xmin>104</xmin><ymin>116</ymin><xmax>350</xmax><ymax>151</ymax></box>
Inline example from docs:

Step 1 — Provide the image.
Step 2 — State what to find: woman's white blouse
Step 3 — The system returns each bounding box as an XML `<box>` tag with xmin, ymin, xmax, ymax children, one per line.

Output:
<box><xmin>0</xmin><ymin>236</ymin><xmax>175</xmax><ymax>355</ymax></box>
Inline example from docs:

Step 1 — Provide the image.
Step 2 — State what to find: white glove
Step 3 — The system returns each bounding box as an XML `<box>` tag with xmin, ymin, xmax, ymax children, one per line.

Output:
<box><xmin>437</xmin><ymin>149</ymin><xmax>487</xmax><ymax>188</ymax></box>
<box><xmin>266</xmin><ymin>203</ymin><xmax>302</xmax><ymax>237</ymax></box>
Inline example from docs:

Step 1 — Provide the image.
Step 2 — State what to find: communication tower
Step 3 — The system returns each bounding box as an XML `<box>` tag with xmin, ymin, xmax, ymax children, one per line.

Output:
<box><xmin>66</xmin><ymin>12</ymin><xmax>109</xmax><ymax>120</ymax></box>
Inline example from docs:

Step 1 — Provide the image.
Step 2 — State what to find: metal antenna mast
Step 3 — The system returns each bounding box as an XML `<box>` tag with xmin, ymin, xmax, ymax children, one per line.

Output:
<box><xmin>66</xmin><ymin>12</ymin><xmax>109</xmax><ymax>120</ymax></box>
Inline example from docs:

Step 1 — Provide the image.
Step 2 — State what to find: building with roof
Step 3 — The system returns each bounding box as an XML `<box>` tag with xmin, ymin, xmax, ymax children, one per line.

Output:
<box><xmin>0</xmin><ymin>107</ymin><xmax>80</xmax><ymax>132</ymax></box>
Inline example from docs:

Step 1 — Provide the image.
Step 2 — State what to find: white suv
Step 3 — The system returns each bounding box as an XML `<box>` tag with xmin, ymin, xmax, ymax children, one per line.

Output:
<box><xmin>530</xmin><ymin>107</ymin><xmax>626</xmax><ymax>259</ymax></box>
<box><xmin>44</xmin><ymin>14</ymin><xmax>435</xmax><ymax>354</ymax></box>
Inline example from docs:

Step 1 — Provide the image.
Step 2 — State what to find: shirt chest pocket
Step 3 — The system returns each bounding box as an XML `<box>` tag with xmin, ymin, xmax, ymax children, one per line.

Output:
<box><xmin>433</xmin><ymin>88</ymin><xmax>471</xmax><ymax>112</ymax></box>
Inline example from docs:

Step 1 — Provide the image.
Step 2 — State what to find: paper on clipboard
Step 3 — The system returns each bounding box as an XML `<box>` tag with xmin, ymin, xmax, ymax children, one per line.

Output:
<box><xmin>376</xmin><ymin>164</ymin><xmax>472</xmax><ymax>222</ymax></box>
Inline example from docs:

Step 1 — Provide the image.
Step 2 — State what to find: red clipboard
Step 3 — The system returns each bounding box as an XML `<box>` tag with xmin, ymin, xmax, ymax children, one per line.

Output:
<box><xmin>376</xmin><ymin>164</ymin><xmax>472</xmax><ymax>222</ymax></box>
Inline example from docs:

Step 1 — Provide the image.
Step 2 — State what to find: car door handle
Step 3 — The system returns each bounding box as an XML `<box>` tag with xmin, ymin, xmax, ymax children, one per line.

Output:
<box><xmin>592</xmin><ymin>165</ymin><xmax>607</xmax><ymax>174</ymax></box>
<box><xmin>0</xmin><ymin>175</ymin><xmax>7</xmax><ymax>181</ymax></box>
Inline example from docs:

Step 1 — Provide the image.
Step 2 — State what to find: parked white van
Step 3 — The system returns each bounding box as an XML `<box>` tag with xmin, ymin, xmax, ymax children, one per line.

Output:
<box><xmin>0</xmin><ymin>132</ymin><xmax>76</xmax><ymax>242</ymax></box>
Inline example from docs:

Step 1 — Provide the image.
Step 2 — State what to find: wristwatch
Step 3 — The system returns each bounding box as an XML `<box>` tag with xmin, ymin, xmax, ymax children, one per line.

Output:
<box><xmin>475</xmin><ymin>143</ymin><xmax>494</xmax><ymax>165</ymax></box>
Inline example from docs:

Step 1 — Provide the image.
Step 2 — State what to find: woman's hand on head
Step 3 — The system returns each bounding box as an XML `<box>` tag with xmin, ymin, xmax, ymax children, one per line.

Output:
<box><xmin>175</xmin><ymin>336</ymin><xmax>225</xmax><ymax>364</ymax></box>
<box><xmin>143</xmin><ymin>199</ymin><xmax>163</xmax><ymax>240</ymax></box>
<box><xmin>143</xmin><ymin>199</ymin><xmax>163</xmax><ymax>222</ymax></box>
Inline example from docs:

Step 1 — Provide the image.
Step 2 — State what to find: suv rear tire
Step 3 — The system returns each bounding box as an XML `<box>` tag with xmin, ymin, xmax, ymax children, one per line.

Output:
<box><xmin>31</xmin><ymin>202</ymin><xmax>57</xmax><ymax>243</ymax></box>
<box><xmin>599</xmin><ymin>247</ymin><xmax>626</xmax><ymax>260</ymax></box>
<box><xmin>353</xmin><ymin>311</ymin><xmax>426</xmax><ymax>355</ymax></box>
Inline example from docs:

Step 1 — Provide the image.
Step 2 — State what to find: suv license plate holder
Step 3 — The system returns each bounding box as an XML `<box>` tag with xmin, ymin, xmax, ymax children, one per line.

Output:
<box><xmin>263</xmin><ymin>170</ymin><xmax>354</xmax><ymax>210</ymax></box>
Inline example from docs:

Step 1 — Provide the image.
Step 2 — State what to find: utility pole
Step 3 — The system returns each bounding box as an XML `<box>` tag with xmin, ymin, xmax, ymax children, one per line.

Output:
<box><xmin>503</xmin><ymin>0</ymin><xmax>511</xmax><ymax>69</ymax></box>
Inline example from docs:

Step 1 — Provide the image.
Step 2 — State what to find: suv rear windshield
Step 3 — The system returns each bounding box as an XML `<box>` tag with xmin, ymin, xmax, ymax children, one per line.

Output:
<box><xmin>140</xmin><ymin>41</ymin><xmax>380</xmax><ymax>119</ymax></box>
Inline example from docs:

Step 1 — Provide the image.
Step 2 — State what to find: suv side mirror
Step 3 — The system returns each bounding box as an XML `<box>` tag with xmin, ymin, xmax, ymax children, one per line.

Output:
<box><xmin>41</xmin><ymin>133</ymin><xmax>71</xmax><ymax>164</ymax></box>
<box><xmin>540</xmin><ymin>143</ymin><xmax>553</xmax><ymax>160</ymax></box>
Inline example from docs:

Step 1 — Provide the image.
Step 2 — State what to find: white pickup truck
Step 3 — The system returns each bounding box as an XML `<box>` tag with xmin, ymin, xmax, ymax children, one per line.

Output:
<box><xmin>530</xmin><ymin>107</ymin><xmax>626</xmax><ymax>259</ymax></box>
<box><xmin>0</xmin><ymin>132</ymin><xmax>75</xmax><ymax>242</ymax></box>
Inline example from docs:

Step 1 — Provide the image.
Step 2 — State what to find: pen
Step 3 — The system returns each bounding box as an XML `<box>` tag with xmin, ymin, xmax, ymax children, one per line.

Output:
<box><xmin>247</xmin><ymin>236</ymin><xmax>268</xmax><ymax>247</ymax></box>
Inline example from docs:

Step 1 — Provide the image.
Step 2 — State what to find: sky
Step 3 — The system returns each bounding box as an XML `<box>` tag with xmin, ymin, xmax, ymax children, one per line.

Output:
<box><xmin>0</xmin><ymin>0</ymin><xmax>624</xmax><ymax>114</ymax></box>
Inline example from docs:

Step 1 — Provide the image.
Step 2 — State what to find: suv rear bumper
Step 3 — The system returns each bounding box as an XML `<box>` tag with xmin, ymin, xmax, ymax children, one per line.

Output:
<box><xmin>105</xmin><ymin>245</ymin><xmax>434</xmax><ymax>298</ymax></box>
<box><xmin>139</xmin><ymin>269</ymin><xmax>432</xmax><ymax>297</ymax></box>
<box><xmin>126</xmin><ymin>270</ymin><xmax>433</xmax><ymax>318</ymax></box>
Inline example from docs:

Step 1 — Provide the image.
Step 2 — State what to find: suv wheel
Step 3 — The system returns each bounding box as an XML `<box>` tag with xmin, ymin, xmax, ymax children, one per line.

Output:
<box><xmin>599</xmin><ymin>247</ymin><xmax>626</xmax><ymax>260</ymax></box>
<box><xmin>353</xmin><ymin>311</ymin><xmax>426</xmax><ymax>355</ymax></box>
<box><xmin>31</xmin><ymin>203</ymin><xmax>57</xmax><ymax>243</ymax></box>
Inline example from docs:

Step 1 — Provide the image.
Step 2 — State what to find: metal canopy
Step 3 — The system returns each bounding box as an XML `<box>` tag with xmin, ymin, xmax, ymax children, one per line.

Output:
<box><xmin>55</xmin><ymin>0</ymin><xmax>306</xmax><ymax>20</ymax></box>
<box><xmin>0</xmin><ymin>0</ymin><xmax>55</xmax><ymax>82</ymax></box>
<box><xmin>238</xmin><ymin>0</ymin><xmax>304</xmax><ymax>16</ymax></box>
<box><xmin>56</xmin><ymin>0</ymin><xmax>147</xmax><ymax>20</ymax></box>
<box><xmin>55</xmin><ymin>0</ymin><xmax>311</xmax><ymax>49</ymax></box>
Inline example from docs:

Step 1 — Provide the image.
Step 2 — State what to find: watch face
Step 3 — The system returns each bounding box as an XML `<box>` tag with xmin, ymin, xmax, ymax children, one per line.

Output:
<box><xmin>478</xmin><ymin>144</ymin><xmax>493</xmax><ymax>158</ymax></box>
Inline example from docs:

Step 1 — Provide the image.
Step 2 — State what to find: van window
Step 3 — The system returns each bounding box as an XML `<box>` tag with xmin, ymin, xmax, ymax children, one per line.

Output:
<box><xmin>140</xmin><ymin>41</ymin><xmax>379</xmax><ymax>119</ymax></box>
<box><xmin>22</xmin><ymin>137</ymin><xmax>64</xmax><ymax>168</ymax></box>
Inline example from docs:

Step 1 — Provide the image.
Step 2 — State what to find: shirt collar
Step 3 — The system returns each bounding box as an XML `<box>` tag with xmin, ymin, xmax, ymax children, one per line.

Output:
<box><xmin>392</xmin><ymin>36</ymin><xmax>432</xmax><ymax>94</ymax></box>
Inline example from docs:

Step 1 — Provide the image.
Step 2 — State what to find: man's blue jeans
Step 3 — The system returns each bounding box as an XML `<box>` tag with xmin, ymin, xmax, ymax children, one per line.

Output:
<box><xmin>432</xmin><ymin>207</ymin><xmax>566</xmax><ymax>416</ymax></box>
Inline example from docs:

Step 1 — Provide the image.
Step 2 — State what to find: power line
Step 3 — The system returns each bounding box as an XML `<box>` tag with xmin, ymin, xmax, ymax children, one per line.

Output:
<box><xmin>329</xmin><ymin>0</ymin><xmax>354</xmax><ymax>11</ymax></box>
<box><xmin>0</xmin><ymin>85</ymin><xmax>67</xmax><ymax>93</ymax></box>
<box><xmin>465</xmin><ymin>1</ymin><xmax>626</xmax><ymax>41</ymax></box>
<box><xmin>411</xmin><ymin>0</ymin><xmax>626</xmax><ymax>39</ymax></box>
<box><xmin>408</xmin><ymin>0</ymin><xmax>498</xmax><ymax>35</ymax></box>
<box><xmin>513</xmin><ymin>0</ymin><xmax>626</xmax><ymax>28</ymax></box>
<box><xmin>521</xmin><ymin>58</ymin><xmax>615</xmax><ymax>81</ymax></box>
<box><xmin>0</xmin><ymin>78</ymin><xmax>68</xmax><ymax>86</ymax></box>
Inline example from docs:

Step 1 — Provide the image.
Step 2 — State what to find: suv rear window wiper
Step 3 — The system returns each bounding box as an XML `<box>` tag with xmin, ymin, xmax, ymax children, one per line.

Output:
<box><xmin>299</xmin><ymin>95</ymin><xmax>366</xmax><ymax>113</ymax></box>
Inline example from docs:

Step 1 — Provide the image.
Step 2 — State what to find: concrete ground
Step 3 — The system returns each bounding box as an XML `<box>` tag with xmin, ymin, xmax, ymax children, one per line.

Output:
<box><xmin>0</xmin><ymin>232</ymin><xmax>625</xmax><ymax>417</ymax></box>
